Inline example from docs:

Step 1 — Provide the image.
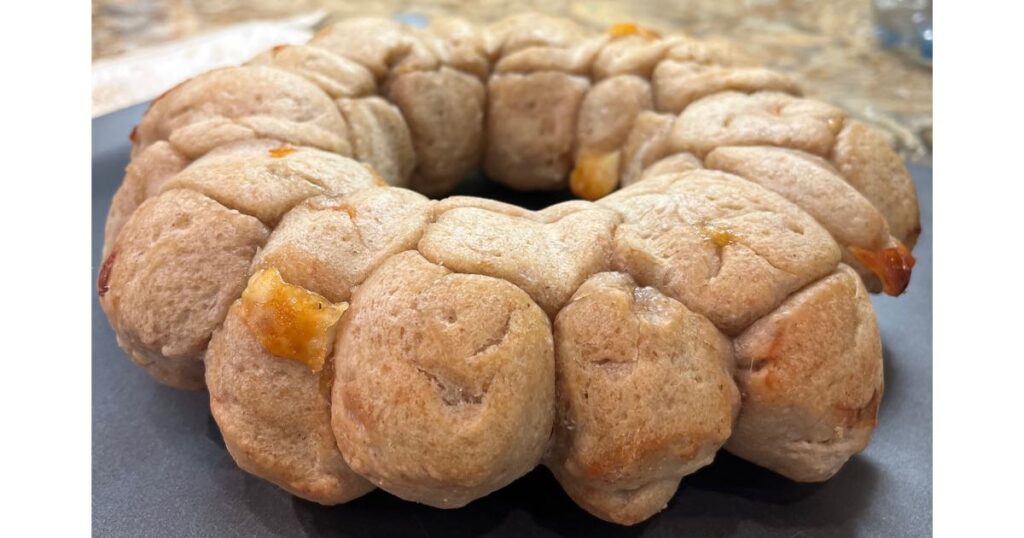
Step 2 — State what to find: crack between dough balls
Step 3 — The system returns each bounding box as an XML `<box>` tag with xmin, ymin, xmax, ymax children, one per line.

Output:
<box><xmin>411</xmin><ymin>364</ymin><xmax>487</xmax><ymax>406</ymax></box>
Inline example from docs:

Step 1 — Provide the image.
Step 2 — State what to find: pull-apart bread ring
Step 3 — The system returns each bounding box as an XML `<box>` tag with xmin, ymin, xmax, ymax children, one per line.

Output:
<box><xmin>99</xmin><ymin>12</ymin><xmax>920</xmax><ymax>525</ymax></box>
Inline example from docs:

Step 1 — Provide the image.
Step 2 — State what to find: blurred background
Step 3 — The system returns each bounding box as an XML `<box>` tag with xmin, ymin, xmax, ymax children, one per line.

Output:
<box><xmin>92</xmin><ymin>0</ymin><xmax>931</xmax><ymax>163</ymax></box>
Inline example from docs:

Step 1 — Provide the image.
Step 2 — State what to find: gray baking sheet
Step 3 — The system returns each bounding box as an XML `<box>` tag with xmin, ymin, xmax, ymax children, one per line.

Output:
<box><xmin>92</xmin><ymin>103</ymin><xmax>932</xmax><ymax>537</ymax></box>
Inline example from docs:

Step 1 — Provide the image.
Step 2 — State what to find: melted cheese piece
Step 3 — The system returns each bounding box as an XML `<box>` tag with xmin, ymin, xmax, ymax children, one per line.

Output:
<box><xmin>268</xmin><ymin>146</ymin><xmax>297</xmax><ymax>158</ymax></box>
<box><xmin>570</xmin><ymin>149</ymin><xmax>621</xmax><ymax>201</ymax></box>
<box><xmin>698</xmin><ymin>222</ymin><xmax>737</xmax><ymax>248</ymax></box>
<box><xmin>239</xmin><ymin>267</ymin><xmax>347</xmax><ymax>371</ymax></box>
<box><xmin>608</xmin><ymin>22</ymin><xmax>661</xmax><ymax>41</ymax></box>
<box><xmin>849</xmin><ymin>243</ymin><xmax>916</xmax><ymax>296</ymax></box>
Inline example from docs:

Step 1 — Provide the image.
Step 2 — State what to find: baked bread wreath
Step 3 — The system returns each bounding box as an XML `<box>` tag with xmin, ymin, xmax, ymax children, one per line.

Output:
<box><xmin>98</xmin><ymin>13</ymin><xmax>920</xmax><ymax>525</ymax></box>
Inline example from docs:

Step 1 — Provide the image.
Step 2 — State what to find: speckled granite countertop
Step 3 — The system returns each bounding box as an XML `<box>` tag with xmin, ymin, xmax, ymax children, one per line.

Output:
<box><xmin>92</xmin><ymin>0</ymin><xmax>931</xmax><ymax>163</ymax></box>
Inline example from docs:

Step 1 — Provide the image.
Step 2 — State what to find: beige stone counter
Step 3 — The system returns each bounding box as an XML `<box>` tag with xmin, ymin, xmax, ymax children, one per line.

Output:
<box><xmin>92</xmin><ymin>0</ymin><xmax>931</xmax><ymax>163</ymax></box>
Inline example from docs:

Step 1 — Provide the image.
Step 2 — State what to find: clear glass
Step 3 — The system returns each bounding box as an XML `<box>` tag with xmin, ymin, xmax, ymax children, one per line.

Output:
<box><xmin>873</xmin><ymin>0</ymin><xmax>933</xmax><ymax>64</ymax></box>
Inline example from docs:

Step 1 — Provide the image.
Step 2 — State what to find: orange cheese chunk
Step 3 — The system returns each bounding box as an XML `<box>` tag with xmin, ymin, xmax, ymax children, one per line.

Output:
<box><xmin>239</xmin><ymin>268</ymin><xmax>347</xmax><ymax>371</ymax></box>
<box><xmin>608</xmin><ymin>22</ymin><xmax>661</xmax><ymax>41</ymax></box>
<box><xmin>698</xmin><ymin>222</ymin><xmax>737</xmax><ymax>248</ymax></box>
<box><xmin>268</xmin><ymin>146</ymin><xmax>297</xmax><ymax>158</ymax></box>
<box><xmin>570</xmin><ymin>149</ymin><xmax>621</xmax><ymax>201</ymax></box>
<box><xmin>849</xmin><ymin>243</ymin><xmax>916</xmax><ymax>296</ymax></box>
